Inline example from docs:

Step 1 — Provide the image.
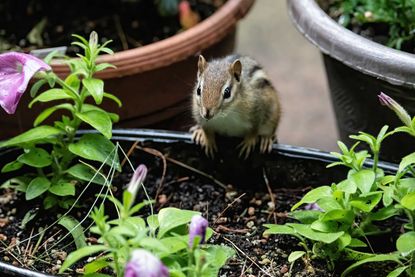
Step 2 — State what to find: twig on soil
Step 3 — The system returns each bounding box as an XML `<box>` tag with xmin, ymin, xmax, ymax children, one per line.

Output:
<box><xmin>135</xmin><ymin>145</ymin><xmax>228</xmax><ymax>190</ymax></box>
<box><xmin>113</xmin><ymin>14</ymin><xmax>128</xmax><ymax>50</ymax></box>
<box><xmin>215</xmin><ymin>225</ymin><xmax>250</xmax><ymax>234</ymax></box>
<box><xmin>213</xmin><ymin>193</ymin><xmax>246</xmax><ymax>225</ymax></box>
<box><xmin>222</xmin><ymin>236</ymin><xmax>274</xmax><ymax>277</ymax></box>
<box><xmin>263</xmin><ymin>169</ymin><xmax>277</xmax><ymax>224</ymax></box>
<box><xmin>120</xmin><ymin>140</ymin><xmax>139</xmax><ymax>168</ymax></box>
<box><xmin>138</xmin><ymin>146</ymin><xmax>167</xmax><ymax>204</ymax></box>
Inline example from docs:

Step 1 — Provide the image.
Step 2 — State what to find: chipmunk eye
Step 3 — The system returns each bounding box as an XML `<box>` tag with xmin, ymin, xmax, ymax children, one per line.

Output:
<box><xmin>223</xmin><ymin>87</ymin><xmax>231</xmax><ymax>99</ymax></box>
<box><xmin>197</xmin><ymin>86</ymin><xmax>201</xmax><ymax>96</ymax></box>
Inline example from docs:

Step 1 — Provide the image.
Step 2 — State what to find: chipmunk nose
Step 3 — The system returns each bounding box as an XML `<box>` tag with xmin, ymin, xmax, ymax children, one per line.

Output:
<box><xmin>202</xmin><ymin>108</ymin><xmax>213</xmax><ymax>120</ymax></box>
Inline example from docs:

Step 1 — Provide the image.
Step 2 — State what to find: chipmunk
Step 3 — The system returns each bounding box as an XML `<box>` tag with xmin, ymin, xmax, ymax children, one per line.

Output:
<box><xmin>191</xmin><ymin>54</ymin><xmax>281</xmax><ymax>159</ymax></box>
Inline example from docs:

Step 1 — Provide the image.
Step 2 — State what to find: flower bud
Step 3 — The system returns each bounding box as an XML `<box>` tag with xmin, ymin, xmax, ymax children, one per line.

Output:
<box><xmin>378</xmin><ymin>92</ymin><xmax>412</xmax><ymax>127</ymax></box>
<box><xmin>188</xmin><ymin>214</ymin><xmax>208</xmax><ymax>248</ymax></box>
<box><xmin>124</xmin><ymin>249</ymin><xmax>169</xmax><ymax>277</ymax></box>
<box><xmin>127</xmin><ymin>164</ymin><xmax>148</xmax><ymax>201</ymax></box>
<box><xmin>89</xmin><ymin>31</ymin><xmax>98</xmax><ymax>49</ymax></box>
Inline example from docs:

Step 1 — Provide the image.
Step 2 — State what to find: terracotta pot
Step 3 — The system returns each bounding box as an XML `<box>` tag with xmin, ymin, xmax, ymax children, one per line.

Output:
<box><xmin>1</xmin><ymin>0</ymin><xmax>255</xmax><ymax>139</ymax></box>
<box><xmin>287</xmin><ymin>0</ymin><xmax>415</xmax><ymax>161</ymax></box>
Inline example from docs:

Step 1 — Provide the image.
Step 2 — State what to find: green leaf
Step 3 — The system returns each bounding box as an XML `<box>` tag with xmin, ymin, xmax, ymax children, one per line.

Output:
<box><xmin>84</xmin><ymin>258</ymin><xmax>110</xmax><ymax>274</ymax></box>
<box><xmin>399</xmin><ymin>152</ymin><xmax>415</xmax><ymax>173</ymax></box>
<box><xmin>59</xmin><ymin>245</ymin><xmax>108</xmax><ymax>273</ymax></box>
<box><xmin>26</xmin><ymin>177</ymin><xmax>51</xmax><ymax>200</ymax></box>
<box><xmin>349</xmin><ymin>238</ymin><xmax>367</xmax><ymax>248</ymax></box>
<box><xmin>341</xmin><ymin>254</ymin><xmax>402</xmax><ymax>277</ymax></box>
<box><xmin>95</xmin><ymin>63</ymin><xmax>116</xmax><ymax>72</ymax></box>
<box><xmin>103</xmin><ymin>92</ymin><xmax>122</xmax><ymax>107</ymax></box>
<box><xmin>289</xmin><ymin>223</ymin><xmax>344</xmax><ymax>243</ymax></box>
<box><xmin>337</xmin><ymin>233</ymin><xmax>351</xmax><ymax>250</ymax></box>
<box><xmin>316</xmin><ymin>197</ymin><xmax>342</xmax><ymax>211</ymax></box>
<box><xmin>17</xmin><ymin>148</ymin><xmax>52</xmax><ymax>168</ymax></box>
<box><xmin>350</xmin><ymin>192</ymin><xmax>382</xmax><ymax>212</ymax></box>
<box><xmin>337</xmin><ymin>179</ymin><xmax>357</xmax><ymax>194</ymax></box>
<box><xmin>386</xmin><ymin>266</ymin><xmax>409</xmax><ymax>277</ymax></box>
<box><xmin>49</xmin><ymin>182</ymin><xmax>75</xmax><ymax>196</ymax></box>
<box><xmin>0</xmin><ymin>126</ymin><xmax>61</xmax><ymax>148</ymax></box>
<box><xmin>157</xmin><ymin>208</ymin><xmax>200</xmax><ymax>238</ymax></box>
<box><xmin>396</xmin><ymin>232</ymin><xmax>415</xmax><ymax>256</ymax></box>
<box><xmin>263</xmin><ymin>224</ymin><xmax>295</xmax><ymax>235</ymax></box>
<box><xmin>30</xmin><ymin>79</ymin><xmax>47</xmax><ymax>97</ymax></box>
<box><xmin>75</xmin><ymin>110</ymin><xmax>112</xmax><ymax>139</ymax></box>
<box><xmin>68</xmin><ymin>134</ymin><xmax>120</xmax><ymax>170</ymax></box>
<box><xmin>291</xmin><ymin>186</ymin><xmax>332</xmax><ymax>211</ymax></box>
<box><xmin>203</xmin><ymin>245</ymin><xmax>235</xmax><ymax>275</ymax></box>
<box><xmin>1</xmin><ymin>177</ymin><xmax>29</xmax><ymax>192</ymax></box>
<box><xmin>29</xmin><ymin>89</ymin><xmax>73</xmax><ymax>107</ymax></box>
<box><xmin>65</xmin><ymin>73</ymin><xmax>81</xmax><ymax>92</ymax></box>
<box><xmin>291</xmin><ymin>210</ymin><xmax>321</xmax><ymax>224</ymax></box>
<box><xmin>59</xmin><ymin>216</ymin><xmax>87</xmax><ymax>250</ymax></box>
<box><xmin>370</xmin><ymin>206</ymin><xmax>399</xmax><ymax>221</ymax></box>
<box><xmin>351</xmin><ymin>170</ymin><xmax>376</xmax><ymax>194</ymax></box>
<box><xmin>66</xmin><ymin>163</ymin><xmax>106</xmax><ymax>185</ymax></box>
<box><xmin>288</xmin><ymin>251</ymin><xmax>306</xmax><ymax>263</ymax></box>
<box><xmin>83</xmin><ymin>78</ymin><xmax>104</xmax><ymax>104</ymax></box>
<box><xmin>1</xmin><ymin>160</ymin><xmax>23</xmax><ymax>173</ymax></box>
<box><xmin>33</xmin><ymin>103</ymin><xmax>73</xmax><ymax>126</ymax></box>
<box><xmin>43</xmin><ymin>194</ymin><xmax>58</xmax><ymax>209</ymax></box>
<box><xmin>401</xmin><ymin>192</ymin><xmax>415</xmax><ymax>211</ymax></box>
<box><xmin>311</xmin><ymin>220</ymin><xmax>338</xmax><ymax>233</ymax></box>
<box><xmin>21</xmin><ymin>209</ymin><xmax>38</xmax><ymax>229</ymax></box>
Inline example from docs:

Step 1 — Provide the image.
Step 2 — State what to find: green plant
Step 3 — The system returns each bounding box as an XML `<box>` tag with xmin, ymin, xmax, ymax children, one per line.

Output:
<box><xmin>59</xmin><ymin>165</ymin><xmax>235</xmax><ymax>277</ymax></box>
<box><xmin>0</xmin><ymin>31</ymin><xmax>121</xmax><ymax>209</ymax></box>
<box><xmin>264</xmin><ymin>93</ymin><xmax>415</xmax><ymax>276</ymax></box>
<box><xmin>328</xmin><ymin>0</ymin><xmax>415</xmax><ymax>50</ymax></box>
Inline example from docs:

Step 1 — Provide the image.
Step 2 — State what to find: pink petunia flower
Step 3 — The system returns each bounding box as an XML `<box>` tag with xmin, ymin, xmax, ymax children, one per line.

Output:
<box><xmin>124</xmin><ymin>249</ymin><xmax>169</xmax><ymax>277</ymax></box>
<box><xmin>0</xmin><ymin>52</ymin><xmax>51</xmax><ymax>114</ymax></box>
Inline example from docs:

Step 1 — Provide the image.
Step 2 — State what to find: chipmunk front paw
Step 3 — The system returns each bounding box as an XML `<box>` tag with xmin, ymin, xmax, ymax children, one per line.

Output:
<box><xmin>190</xmin><ymin>125</ymin><xmax>217</xmax><ymax>158</ymax></box>
<box><xmin>259</xmin><ymin>136</ymin><xmax>274</xmax><ymax>153</ymax></box>
<box><xmin>238</xmin><ymin>135</ymin><xmax>257</xmax><ymax>160</ymax></box>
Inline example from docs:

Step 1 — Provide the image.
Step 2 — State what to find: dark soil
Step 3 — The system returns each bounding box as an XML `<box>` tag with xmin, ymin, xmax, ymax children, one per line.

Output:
<box><xmin>0</xmin><ymin>0</ymin><xmax>225</xmax><ymax>56</ymax></box>
<box><xmin>0</xmin><ymin>137</ymin><xmax>403</xmax><ymax>276</ymax></box>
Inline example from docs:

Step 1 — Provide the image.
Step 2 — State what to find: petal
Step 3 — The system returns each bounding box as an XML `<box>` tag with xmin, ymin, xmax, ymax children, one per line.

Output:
<box><xmin>0</xmin><ymin>52</ymin><xmax>50</xmax><ymax>114</ymax></box>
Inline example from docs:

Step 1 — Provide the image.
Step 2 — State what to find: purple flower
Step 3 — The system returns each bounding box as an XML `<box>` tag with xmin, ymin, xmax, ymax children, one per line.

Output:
<box><xmin>124</xmin><ymin>249</ymin><xmax>169</xmax><ymax>277</ymax></box>
<box><xmin>188</xmin><ymin>214</ymin><xmax>208</xmax><ymax>248</ymax></box>
<box><xmin>378</xmin><ymin>92</ymin><xmax>412</xmax><ymax>127</ymax></box>
<box><xmin>304</xmin><ymin>203</ymin><xmax>323</xmax><ymax>211</ymax></box>
<box><xmin>127</xmin><ymin>164</ymin><xmax>148</xmax><ymax>200</ymax></box>
<box><xmin>0</xmin><ymin>52</ymin><xmax>51</xmax><ymax>114</ymax></box>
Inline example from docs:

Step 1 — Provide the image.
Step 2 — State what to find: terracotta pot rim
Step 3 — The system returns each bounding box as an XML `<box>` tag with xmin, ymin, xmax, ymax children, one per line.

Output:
<box><xmin>287</xmin><ymin>0</ymin><xmax>415</xmax><ymax>87</ymax></box>
<box><xmin>51</xmin><ymin>0</ymin><xmax>255</xmax><ymax>78</ymax></box>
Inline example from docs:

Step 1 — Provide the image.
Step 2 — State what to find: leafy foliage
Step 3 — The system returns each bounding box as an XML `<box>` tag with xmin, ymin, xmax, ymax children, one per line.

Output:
<box><xmin>265</xmin><ymin>95</ymin><xmax>415</xmax><ymax>276</ymax></box>
<box><xmin>327</xmin><ymin>0</ymin><xmax>415</xmax><ymax>50</ymax></box>
<box><xmin>0</xmin><ymin>32</ymin><xmax>121</xmax><ymax>209</ymax></box>
<box><xmin>59</xmin><ymin>191</ymin><xmax>235</xmax><ymax>277</ymax></box>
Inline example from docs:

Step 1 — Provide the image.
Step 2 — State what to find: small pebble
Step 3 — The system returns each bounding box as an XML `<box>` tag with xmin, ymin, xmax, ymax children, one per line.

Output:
<box><xmin>158</xmin><ymin>194</ymin><xmax>167</xmax><ymax>204</ymax></box>
<box><xmin>280</xmin><ymin>264</ymin><xmax>289</xmax><ymax>274</ymax></box>
<box><xmin>246</xmin><ymin>221</ymin><xmax>255</xmax><ymax>228</ymax></box>
<box><xmin>3</xmin><ymin>256</ymin><xmax>10</xmax><ymax>261</ymax></box>
<box><xmin>247</xmin><ymin>207</ymin><xmax>255</xmax><ymax>216</ymax></box>
<box><xmin>0</xmin><ymin>234</ymin><xmax>7</xmax><ymax>241</ymax></box>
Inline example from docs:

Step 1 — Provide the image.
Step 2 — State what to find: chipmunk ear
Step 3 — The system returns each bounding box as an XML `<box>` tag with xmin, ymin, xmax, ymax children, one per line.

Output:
<box><xmin>230</xmin><ymin>59</ymin><xmax>242</xmax><ymax>82</ymax></box>
<box><xmin>198</xmin><ymin>55</ymin><xmax>207</xmax><ymax>76</ymax></box>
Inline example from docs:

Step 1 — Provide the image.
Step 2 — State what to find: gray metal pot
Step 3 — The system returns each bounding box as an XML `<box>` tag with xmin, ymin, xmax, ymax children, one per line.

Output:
<box><xmin>287</xmin><ymin>0</ymin><xmax>415</xmax><ymax>161</ymax></box>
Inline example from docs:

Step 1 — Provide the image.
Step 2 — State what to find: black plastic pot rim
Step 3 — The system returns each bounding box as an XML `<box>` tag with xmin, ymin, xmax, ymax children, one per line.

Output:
<box><xmin>287</xmin><ymin>0</ymin><xmax>415</xmax><ymax>88</ymax></box>
<box><xmin>0</xmin><ymin>128</ymin><xmax>399</xmax><ymax>277</ymax></box>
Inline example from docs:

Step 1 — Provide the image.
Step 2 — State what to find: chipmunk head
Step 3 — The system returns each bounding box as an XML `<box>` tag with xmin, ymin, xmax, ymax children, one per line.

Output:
<box><xmin>194</xmin><ymin>55</ymin><xmax>242</xmax><ymax>120</ymax></box>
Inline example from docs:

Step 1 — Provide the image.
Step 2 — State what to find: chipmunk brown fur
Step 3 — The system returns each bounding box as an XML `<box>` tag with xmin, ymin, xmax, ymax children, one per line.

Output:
<box><xmin>191</xmin><ymin>54</ymin><xmax>281</xmax><ymax>159</ymax></box>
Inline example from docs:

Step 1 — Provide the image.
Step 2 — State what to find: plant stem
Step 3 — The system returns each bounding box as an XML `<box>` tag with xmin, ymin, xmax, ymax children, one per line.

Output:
<box><xmin>372</xmin><ymin>151</ymin><xmax>379</xmax><ymax>173</ymax></box>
